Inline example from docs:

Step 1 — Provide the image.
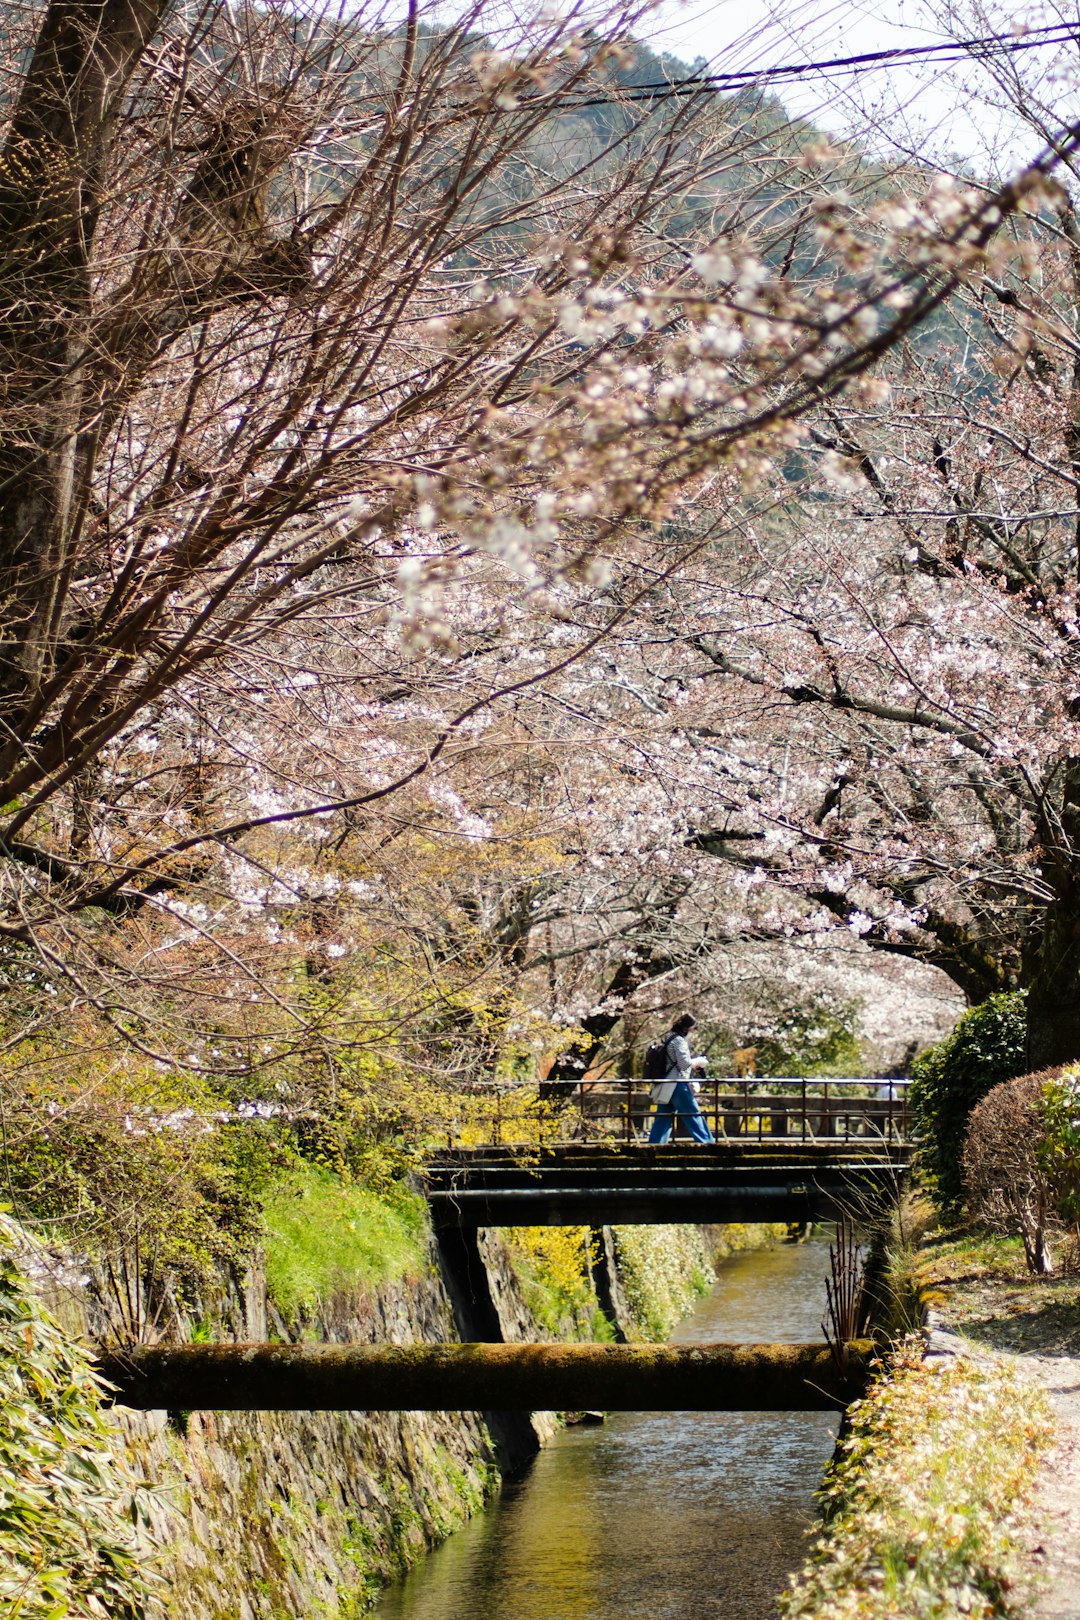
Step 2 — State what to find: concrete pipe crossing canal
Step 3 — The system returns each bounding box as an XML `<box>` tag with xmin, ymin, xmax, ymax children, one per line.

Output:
<box><xmin>96</xmin><ymin>1338</ymin><xmax>872</xmax><ymax>1412</ymax></box>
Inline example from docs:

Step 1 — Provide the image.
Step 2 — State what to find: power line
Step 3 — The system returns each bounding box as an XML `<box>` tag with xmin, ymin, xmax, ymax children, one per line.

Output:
<box><xmin>548</xmin><ymin>22</ymin><xmax>1080</xmax><ymax>111</ymax></box>
<box><xmin>315</xmin><ymin>21</ymin><xmax>1080</xmax><ymax>129</ymax></box>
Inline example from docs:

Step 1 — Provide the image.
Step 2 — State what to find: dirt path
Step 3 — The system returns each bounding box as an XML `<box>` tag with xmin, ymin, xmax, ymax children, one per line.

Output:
<box><xmin>922</xmin><ymin>1248</ymin><xmax>1080</xmax><ymax>1618</ymax></box>
<box><xmin>1019</xmin><ymin>1361</ymin><xmax>1080</xmax><ymax>1620</ymax></box>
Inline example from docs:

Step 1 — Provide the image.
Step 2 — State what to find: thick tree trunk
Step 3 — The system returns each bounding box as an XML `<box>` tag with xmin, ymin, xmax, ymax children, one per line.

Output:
<box><xmin>97</xmin><ymin>1339</ymin><xmax>872</xmax><ymax>1412</ymax></box>
<box><xmin>0</xmin><ymin>0</ymin><xmax>169</xmax><ymax>696</ymax></box>
<box><xmin>1023</xmin><ymin>893</ymin><xmax>1080</xmax><ymax>1069</ymax></box>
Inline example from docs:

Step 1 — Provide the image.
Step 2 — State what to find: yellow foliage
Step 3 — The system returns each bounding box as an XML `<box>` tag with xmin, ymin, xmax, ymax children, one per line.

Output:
<box><xmin>506</xmin><ymin>1225</ymin><xmax>593</xmax><ymax>1301</ymax></box>
<box><xmin>503</xmin><ymin>1225</ymin><xmax>598</xmax><ymax>1334</ymax></box>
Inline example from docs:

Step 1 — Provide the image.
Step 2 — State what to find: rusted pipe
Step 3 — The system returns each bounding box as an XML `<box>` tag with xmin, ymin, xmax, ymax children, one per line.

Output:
<box><xmin>96</xmin><ymin>1339</ymin><xmax>873</xmax><ymax>1412</ymax></box>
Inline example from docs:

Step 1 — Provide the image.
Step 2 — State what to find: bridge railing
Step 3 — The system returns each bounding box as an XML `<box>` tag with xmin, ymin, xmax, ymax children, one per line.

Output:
<box><xmin>474</xmin><ymin>1077</ymin><xmax>911</xmax><ymax>1148</ymax></box>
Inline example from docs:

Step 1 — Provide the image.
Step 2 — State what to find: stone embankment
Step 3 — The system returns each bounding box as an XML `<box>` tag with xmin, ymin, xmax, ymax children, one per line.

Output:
<box><xmin>50</xmin><ymin>1233</ymin><xmax>508</xmax><ymax>1619</ymax></box>
<box><xmin>40</xmin><ymin>1216</ymin><xmax>772</xmax><ymax>1619</ymax></box>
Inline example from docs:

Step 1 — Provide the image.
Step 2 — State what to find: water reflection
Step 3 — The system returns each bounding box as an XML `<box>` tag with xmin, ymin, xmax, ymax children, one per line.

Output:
<box><xmin>376</xmin><ymin>1241</ymin><xmax>837</xmax><ymax>1620</ymax></box>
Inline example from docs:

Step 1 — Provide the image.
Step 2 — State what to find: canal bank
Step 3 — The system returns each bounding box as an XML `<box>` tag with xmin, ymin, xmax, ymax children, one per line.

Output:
<box><xmin>777</xmin><ymin>1222</ymin><xmax>1057</xmax><ymax>1620</ymax></box>
<box><xmin>29</xmin><ymin>1204</ymin><xmax>788</xmax><ymax>1617</ymax></box>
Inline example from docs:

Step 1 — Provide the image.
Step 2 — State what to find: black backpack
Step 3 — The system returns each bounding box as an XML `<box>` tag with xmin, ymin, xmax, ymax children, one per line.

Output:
<box><xmin>643</xmin><ymin>1034</ymin><xmax>673</xmax><ymax>1080</ymax></box>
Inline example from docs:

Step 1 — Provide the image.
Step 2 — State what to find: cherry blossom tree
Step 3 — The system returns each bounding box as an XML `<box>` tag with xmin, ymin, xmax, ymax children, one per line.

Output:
<box><xmin>636</xmin><ymin>174</ymin><xmax>1080</xmax><ymax>1067</ymax></box>
<box><xmin>0</xmin><ymin>0</ymin><xmax>1077</xmax><ymax>1106</ymax></box>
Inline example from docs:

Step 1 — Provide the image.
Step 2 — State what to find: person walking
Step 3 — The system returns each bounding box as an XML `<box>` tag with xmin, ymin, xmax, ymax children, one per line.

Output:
<box><xmin>648</xmin><ymin>1013</ymin><xmax>714</xmax><ymax>1145</ymax></box>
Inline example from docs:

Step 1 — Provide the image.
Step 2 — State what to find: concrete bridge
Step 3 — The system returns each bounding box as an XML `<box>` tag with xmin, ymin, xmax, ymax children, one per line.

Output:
<box><xmin>423</xmin><ymin>1140</ymin><xmax>911</xmax><ymax>1228</ymax></box>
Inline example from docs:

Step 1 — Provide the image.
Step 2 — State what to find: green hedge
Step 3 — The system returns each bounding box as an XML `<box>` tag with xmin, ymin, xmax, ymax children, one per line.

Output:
<box><xmin>909</xmin><ymin>993</ymin><xmax>1027</xmax><ymax>1214</ymax></box>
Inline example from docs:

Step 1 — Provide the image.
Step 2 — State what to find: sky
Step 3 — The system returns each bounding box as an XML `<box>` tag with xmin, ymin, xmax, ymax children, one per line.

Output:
<box><xmin>641</xmin><ymin>0</ymin><xmax>1079</xmax><ymax>172</ymax></box>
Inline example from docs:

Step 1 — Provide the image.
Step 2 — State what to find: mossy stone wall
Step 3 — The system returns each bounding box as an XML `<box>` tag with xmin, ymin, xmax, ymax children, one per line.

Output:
<box><xmin>37</xmin><ymin>1214</ymin><xmax>782</xmax><ymax>1617</ymax></box>
<box><xmin>56</xmin><ymin>1240</ymin><xmax>504</xmax><ymax>1620</ymax></box>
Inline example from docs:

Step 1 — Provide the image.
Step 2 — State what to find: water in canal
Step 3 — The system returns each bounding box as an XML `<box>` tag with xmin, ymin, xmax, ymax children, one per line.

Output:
<box><xmin>375</xmin><ymin>1239</ymin><xmax>838</xmax><ymax>1620</ymax></box>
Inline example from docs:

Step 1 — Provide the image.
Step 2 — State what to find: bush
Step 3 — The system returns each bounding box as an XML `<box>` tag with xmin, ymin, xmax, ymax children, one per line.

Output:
<box><xmin>781</xmin><ymin>1342</ymin><xmax>1050</xmax><ymax>1620</ymax></box>
<box><xmin>962</xmin><ymin>1068</ymin><xmax>1060</xmax><ymax>1273</ymax></box>
<box><xmin>503</xmin><ymin>1226</ymin><xmax>599</xmax><ymax>1337</ymax></box>
<box><xmin>6</xmin><ymin>1110</ymin><xmax>286</xmax><ymax>1328</ymax></box>
<box><xmin>1036</xmin><ymin>1069</ymin><xmax>1080</xmax><ymax>1228</ymax></box>
<box><xmin>612</xmin><ymin>1225</ymin><xmax>714</xmax><ymax>1340</ymax></box>
<box><xmin>961</xmin><ymin>1062</ymin><xmax>1080</xmax><ymax>1274</ymax></box>
<box><xmin>0</xmin><ymin>1214</ymin><xmax>164</xmax><ymax>1618</ymax></box>
<box><xmin>909</xmin><ymin>992</ymin><xmax>1027</xmax><ymax>1214</ymax></box>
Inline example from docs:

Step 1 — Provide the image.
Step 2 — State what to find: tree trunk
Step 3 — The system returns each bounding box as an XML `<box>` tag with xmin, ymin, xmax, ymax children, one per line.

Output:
<box><xmin>1023</xmin><ymin>891</ymin><xmax>1080</xmax><ymax>1069</ymax></box>
<box><xmin>540</xmin><ymin>946</ymin><xmax>679</xmax><ymax>1098</ymax></box>
<box><xmin>1020</xmin><ymin>1197</ymin><xmax>1055</xmax><ymax>1276</ymax></box>
<box><xmin>0</xmin><ymin>0</ymin><xmax>170</xmax><ymax>696</ymax></box>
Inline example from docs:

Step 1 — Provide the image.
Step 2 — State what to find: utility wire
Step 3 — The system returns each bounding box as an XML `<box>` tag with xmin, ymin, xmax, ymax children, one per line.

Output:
<box><xmin>313</xmin><ymin>21</ymin><xmax>1080</xmax><ymax>127</ymax></box>
<box><xmin>546</xmin><ymin>22</ymin><xmax>1080</xmax><ymax>110</ymax></box>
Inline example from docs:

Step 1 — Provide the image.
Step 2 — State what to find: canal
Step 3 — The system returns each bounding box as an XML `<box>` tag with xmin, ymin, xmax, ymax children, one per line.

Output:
<box><xmin>376</xmin><ymin>1237</ymin><xmax>838</xmax><ymax>1620</ymax></box>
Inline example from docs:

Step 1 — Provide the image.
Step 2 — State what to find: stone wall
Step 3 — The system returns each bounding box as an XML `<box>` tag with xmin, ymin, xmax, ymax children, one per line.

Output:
<box><xmin>40</xmin><ymin>1217</ymin><xmax>771</xmax><ymax>1618</ymax></box>
<box><xmin>123</xmin><ymin>1398</ymin><xmax>491</xmax><ymax>1618</ymax></box>
<box><xmin>50</xmin><ymin>1230</ymin><xmax>536</xmax><ymax>1620</ymax></box>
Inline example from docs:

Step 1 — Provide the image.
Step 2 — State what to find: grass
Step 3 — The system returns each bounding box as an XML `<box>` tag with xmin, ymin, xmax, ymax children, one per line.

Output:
<box><xmin>921</xmin><ymin>1228</ymin><xmax>1029</xmax><ymax>1277</ymax></box>
<box><xmin>263</xmin><ymin>1164</ymin><xmax>429</xmax><ymax>1318</ymax></box>
<box><xmin>781</xmin><ymin>1341</ymin><xmax>1051</xmax><ymax>1620</ymax></box>
<box><xmin>918</xmin><ymin>1222</ymin><xmax>1080</xmax><ymax>1357</ymax></box>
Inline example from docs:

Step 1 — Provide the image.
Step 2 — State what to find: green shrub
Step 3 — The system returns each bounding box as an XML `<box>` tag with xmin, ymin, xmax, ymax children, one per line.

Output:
<box><xmin>612</xmin><ymin>1225</ymin><xmax>714</xmax><ymax>1340</ymax></box>
<box><xmin>5</xmin><ymin>1105</ymin><xmax>291</xmax><ymax>1306</ymax></box>
<box><xmin>1036</xmin><ymin>1066</ymin><xmax>1080</xmax><ymax>1230</ymax></box>
<box><xmin>782</xmin><ymin>1342</ymin><xmax>1050</xmax><ymax>1620</ymax></box>
<box><xmin>909</xmin><ymin>992</ymin><xmax>1027</xmax><ymax>1214</ymax></box>
<box><xmin>0</xmin><ymin>1213</ymin><xmax>164</xmax><ymax>1618</ymax></box>
<box><xmin>263</xmin><ymin>1164</ymin><xmax>428</xmax><ymax>1320</ymax></box>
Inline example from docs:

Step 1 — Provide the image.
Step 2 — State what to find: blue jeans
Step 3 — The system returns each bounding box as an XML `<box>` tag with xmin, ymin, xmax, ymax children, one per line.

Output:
<box><xmin>649</xmin><ymin>1082</ymin><xmax>714</xmax><ymax>1144</ymax></box>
